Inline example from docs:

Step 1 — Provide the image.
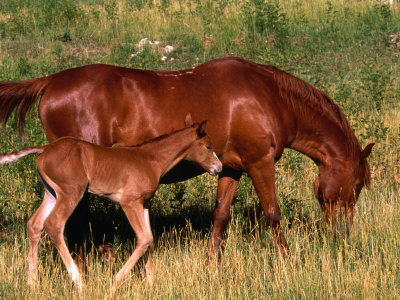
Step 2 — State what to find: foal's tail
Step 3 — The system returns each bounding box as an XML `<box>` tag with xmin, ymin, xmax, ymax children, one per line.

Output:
<box><xmin>0</xmin><ymin>76</ymin><xmax>50</xmax><ymax>133</ymax></box>
<box><xmin>0</xmin><ymin>146</ymin><xmax>45</xmax><ymax>164</ymax></box>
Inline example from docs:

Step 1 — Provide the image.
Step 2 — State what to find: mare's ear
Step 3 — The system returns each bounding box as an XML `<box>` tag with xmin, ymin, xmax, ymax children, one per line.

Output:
<box><xmin>197</xmin><ymin>120</ymin><xmax>207</xmax><ymax>137</ymax></box>
<box><xmin>185</xmin><ymin>113</ymin><xmax>194</xmax><ymax>127</ymax></box>
<box><xmin>361</xmin><ymin>143</ymin><xmax>375</xmax><ymax>162</ymax></box>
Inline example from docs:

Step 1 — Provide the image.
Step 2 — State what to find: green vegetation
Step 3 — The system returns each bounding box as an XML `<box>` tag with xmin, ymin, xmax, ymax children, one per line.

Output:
<box><xmin>0</xmin><ymin>0</ymin><xmax>399</xmax><ymax>298</ymax></box>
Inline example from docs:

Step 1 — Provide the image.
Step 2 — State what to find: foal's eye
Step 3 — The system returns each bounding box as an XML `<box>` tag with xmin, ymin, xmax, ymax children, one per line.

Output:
<box><xmin>206</xmin><ymin>145</ymin><xmax>212</xmax><ymax>151</ymax></box>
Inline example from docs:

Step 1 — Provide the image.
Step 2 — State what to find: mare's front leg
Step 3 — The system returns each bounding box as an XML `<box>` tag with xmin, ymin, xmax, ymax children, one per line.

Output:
<box><xmin>27</xmin><ymin>190</ymin><xmax>56</xmax><ymax>286</ymax></box>
<box><xmin>208</xmin><ymin>169</ymin><xmax>242</xmax><ymax>257</ymax></box>
<box><xmin>246</xmin><ymin>157</ymin><xmax>289</xmax><ymax>256</ymax></box>
<box><xmin>111</xmin><ymin>197</ymin><xmax>154</xmax><ymax>293</ymax></box>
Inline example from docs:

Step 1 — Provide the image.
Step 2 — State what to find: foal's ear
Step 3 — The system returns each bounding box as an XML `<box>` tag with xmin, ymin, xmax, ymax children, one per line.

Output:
<box><xmin>361</xmin><ymin>143</ymin><xmax>375</xmax><ymax>162</ymax></box>
<box><xmin>197</xmin><ymin>120</ymin><xmax>207</xmax><ymax>137</ymax></box>
<box><xmin>185</xmin><ymin>113</ymin><xmax>194</xmax><ymax>127</ymax></box>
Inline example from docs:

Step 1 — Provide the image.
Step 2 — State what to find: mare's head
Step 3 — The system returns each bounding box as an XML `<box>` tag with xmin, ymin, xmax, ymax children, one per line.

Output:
<box><xmin>185</xmin><ymin>119</ymin><xmax>223</xmax><ymax>176</ymax></box>
<box><xmin>314</xmin><ymin>143</ymin><xmax>374</xmax><ymax>226</ymax></box>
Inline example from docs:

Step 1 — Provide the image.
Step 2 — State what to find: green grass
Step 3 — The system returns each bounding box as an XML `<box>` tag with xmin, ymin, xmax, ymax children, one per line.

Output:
<box><xmin>1</xmin><ymin>0</ymin><xmax>400</xmax><ymax>298</ymax></box>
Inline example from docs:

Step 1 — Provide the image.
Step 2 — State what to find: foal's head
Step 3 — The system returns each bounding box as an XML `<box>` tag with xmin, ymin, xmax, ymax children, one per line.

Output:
<box><xmin>314</xmin><ymin>143</ymin><xmax>374</xmax><ymax>226</ymax></box>
<box><xmin>186</xmin><ymin>121</ymin><xmax>223</xmax><ymax>176</ymax></box>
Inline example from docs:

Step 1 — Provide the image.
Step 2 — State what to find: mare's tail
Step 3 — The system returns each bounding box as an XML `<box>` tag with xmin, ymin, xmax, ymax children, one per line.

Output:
<box><xmin>0</xmin><ymin>146</ymin><xmax>45</xmax><ymax>164</ymax></box>
<box><xmin>0</xmin><ymin>76</ymin><xmax>50</xmax><ymax>133</ymax></box>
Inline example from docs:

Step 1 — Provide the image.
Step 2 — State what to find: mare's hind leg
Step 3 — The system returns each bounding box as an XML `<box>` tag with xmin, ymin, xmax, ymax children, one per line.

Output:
<box><xmin>43</xmin><ymin>192</ymin><xmax>84</xmax><ymax>291</ymax></box>
<box><xmin>208</xmin><ymin>169</ymin><xmax>242</xmax><ymax>257</ymax></box>
<box><xmin>112</xmin><ymin>197</ymin><xmax>153</xmax><ymax>293</ymax></box>
<box><xmin>247</xmin><ymin>157</ymin><xmax>289</xmax><ymax>256</ymax></box>
<box><xmin>27</xmin><ymin>190</ymin><xmax>56</xmax><ymax>286</ymax></box>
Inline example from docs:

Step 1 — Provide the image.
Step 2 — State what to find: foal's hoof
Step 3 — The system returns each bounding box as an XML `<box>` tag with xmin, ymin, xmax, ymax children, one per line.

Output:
<box><xmin>146</xmin><ymin>273</ymin><xmax>154</xmax><ymax>286</ymax></box>
<box><xmin>110</xmin><ymin>283</ymin><xmax>119</xmax><ymax>295</ymax></box>
<box><xmin>27</xmin><ymin>277</ymin><xmax>37</xmax><ymax>289</ymax></box>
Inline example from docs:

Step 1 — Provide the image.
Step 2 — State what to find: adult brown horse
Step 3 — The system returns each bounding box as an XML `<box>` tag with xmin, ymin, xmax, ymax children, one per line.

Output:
<box><xmin>0</xmin><ymin>57</ymin><xmax>374</xmax><ymax>257</ymax></box>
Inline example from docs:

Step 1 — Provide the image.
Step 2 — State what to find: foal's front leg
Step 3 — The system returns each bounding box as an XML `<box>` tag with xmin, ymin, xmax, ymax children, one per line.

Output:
<box><xmin>143</xmin><ymin>208</ymin><xmax>154</xmax><ymax>283</ymax></box>
<box><xmin>111</xmin><ymin>197</ymin><xmax>154</xmax><ymax>293</ymax></box>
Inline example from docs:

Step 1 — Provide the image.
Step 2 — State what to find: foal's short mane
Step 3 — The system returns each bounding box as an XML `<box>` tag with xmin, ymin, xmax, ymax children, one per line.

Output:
<box><xmin>272</xmin><ymin>67</ymin><xmax>361</xmax><ymax>158</ymax></box>
<box><xmin>126</xmin><ymin>124</ymin><xmax>196</xmax><ymax>148</ymax></box>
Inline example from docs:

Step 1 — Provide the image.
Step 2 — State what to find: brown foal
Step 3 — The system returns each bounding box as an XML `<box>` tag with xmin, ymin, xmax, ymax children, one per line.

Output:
<box><xmin>0</xmin><ymin>119</ymin><xmax>222</xmax><ymax>292</ymax></box>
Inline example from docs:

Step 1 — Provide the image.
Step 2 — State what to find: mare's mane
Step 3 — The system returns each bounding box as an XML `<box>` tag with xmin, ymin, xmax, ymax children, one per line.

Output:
<box><xmin>272</xmin><ymin>66</ymin><xmax>361</xmax><ymax>158</ymax></box>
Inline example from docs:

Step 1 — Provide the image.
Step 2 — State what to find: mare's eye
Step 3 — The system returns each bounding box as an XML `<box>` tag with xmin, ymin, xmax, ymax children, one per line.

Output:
<box><xmin>206</xmin><ymin>145</ymin><xmax>212</xmax><ymax>151</ymax></box>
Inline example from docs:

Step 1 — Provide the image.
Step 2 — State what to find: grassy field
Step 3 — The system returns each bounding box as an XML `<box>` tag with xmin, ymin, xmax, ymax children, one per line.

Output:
<box><xmin>0</xmin><ymin>0</ymin><xmax>399</xmax><ymax>298</ymax></box>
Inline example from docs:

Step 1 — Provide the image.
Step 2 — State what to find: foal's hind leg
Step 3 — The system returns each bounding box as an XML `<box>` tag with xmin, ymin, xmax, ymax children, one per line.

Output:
<box><xmin>27</xmin><ymin>190</ymin><xmax>56</xmax><ymax>286</ymax></box>
<box><xmin>65</xmin><ymin>192</ymin><xmax>91</xmax><ymax>274</ymax></box>
<box><xmin>43</xmin><ymin>192</ymin><xmax>84</xmax><ymax>291</ymax></box>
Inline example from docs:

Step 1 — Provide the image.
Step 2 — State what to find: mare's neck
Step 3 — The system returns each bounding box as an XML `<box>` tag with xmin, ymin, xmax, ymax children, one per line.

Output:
<box><xmin>138</xmin><ymin>128</ymin><xmax>197</xmax><ymax>177</ymax></box>
<box><xmin>272</xmin><ymin>65</ymin><xmax>361</xmax><ymax>169</ymax></box>
<box><xmin>289</xmin><ymin>114</ymin><xmax>361</xmax><ymax>169</ymax></box>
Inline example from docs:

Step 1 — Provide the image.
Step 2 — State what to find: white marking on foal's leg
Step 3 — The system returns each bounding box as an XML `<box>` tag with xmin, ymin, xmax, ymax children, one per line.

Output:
<box><xmin>213</xmin><ymin>152</ymin><xmax>219</xmax><ymax>159</ymax></box>
<box><xmin>68</xmin><ymin>262</ymin><xmax>82</xmax><ymax>290</ymax></box>
<box><xmin>68</xmin><ymin>262</ymin><xmax>80</xmax><ymax>282</ymax></box>
<box><xmin>43</xmin><ymin>192</ymin><xmax>56</xmax><ymax>216</ymax></box>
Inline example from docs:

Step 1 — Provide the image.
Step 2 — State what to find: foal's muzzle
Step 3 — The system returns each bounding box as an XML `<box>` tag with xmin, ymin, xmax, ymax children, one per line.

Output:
<box><xmin>209</xmin><ymin>161</ymin><xmax>223</xmax><ymax>176</ymax></box>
